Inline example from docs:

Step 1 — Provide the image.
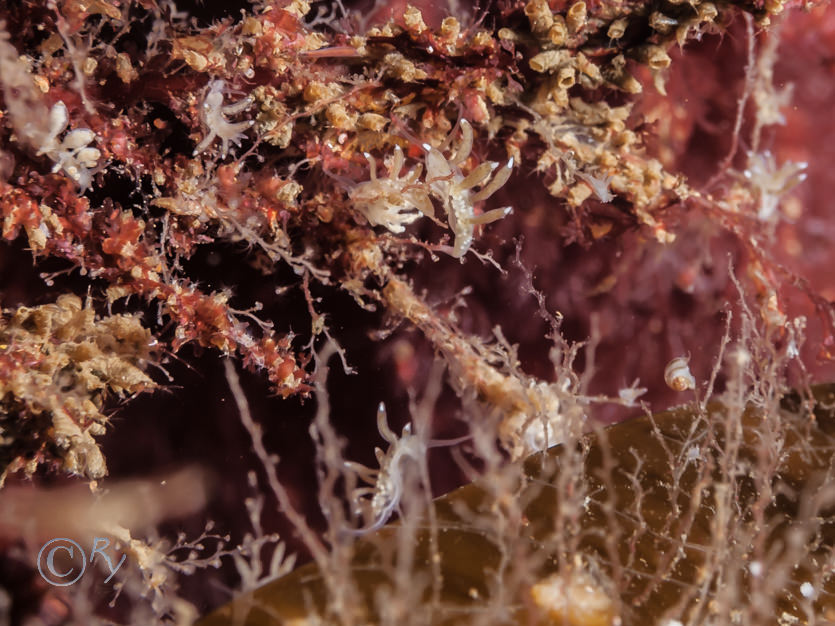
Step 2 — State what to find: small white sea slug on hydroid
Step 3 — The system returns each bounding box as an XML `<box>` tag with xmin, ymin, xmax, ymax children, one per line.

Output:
<box><xmin>422</xmin><ymin>118</ymin><xmax>514</xmax><ymax>258</ymax></box>
<box><xmin>349</xmin><ymin>145</ymin><xmax>435</xmax><ymax>234</ymax></box>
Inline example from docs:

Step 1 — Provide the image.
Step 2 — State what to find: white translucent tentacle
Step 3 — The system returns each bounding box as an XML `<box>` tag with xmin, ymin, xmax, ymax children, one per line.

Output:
<box><xmin>364</xmin><ymin>152</ymin><xmax>377</xmax><ymax>180</ymax></box>
<box><xmin>376</xmin><ymin>402</ymin><xmax>397</xmax><ymax>444</ymax></box>
<box><xmin>470</xmin><ymin>206</ymin><xmax>512</xmax><ymax>226</ymax></box>
<box><xmin>389</xmin><ymin>145</ymin><xmax>405</xmax><ymax>180</ymax></box>
<box><xmin>471</xmin><ymin>157</ymin><xmax>514</xmax><ymax>202</ymax></box>
<box><xmin>449</xmin><ymin>119</ymin><xmax>473</xmax><ymax>165</ymax></box>
<box><xmin>459</xmin><ymin>161</ymin><xmax>496</xmax><ymax>191</ymax></box>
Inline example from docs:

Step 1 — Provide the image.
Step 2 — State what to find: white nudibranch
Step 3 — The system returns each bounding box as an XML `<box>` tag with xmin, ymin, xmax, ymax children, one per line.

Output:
<box><xmin>422</xmin><ymin>119</ymin><xmax>514</xmax><ymax>257</ymax></box>
<box><xmin>351</xmin><ymin>118</ymin><xmax>514</xmax><ymax>258</ymax></box>
<box><xmin>742</xmin><ymin>150</ymin><xmax>808</xmax><ymax>222</ymax></box>
<box><xmin>575</xmin><ymin>170</ymin><xmax>615</xmax><ymax>203</ymax></box>
<box><xmin>36</xmin><ymin>101</ymin><xmax>101</xmax><ymax>190</ymax></box>
<box><xmin>664</xmin><ymin>356</ymin><xmax>695</xmax><ymax>392</ymax></box>
<box><xmin>619</xmin><ymin>378</ymin><xmax>648</xmax><ymax>406</ymax></box>
<box><xmin>343</xmin><ymin>402</ymin><xmax>470</xmax><ymax>535</ymax></box>
<box><xmin>193</xmin><ymin>80</ymin><xmax>254</xmax><ymax>157</ymax></box>
<box><xmin>349</xmin><ymin>145</ymin><xmax>435</xmax><ymax>234</ymax></box>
